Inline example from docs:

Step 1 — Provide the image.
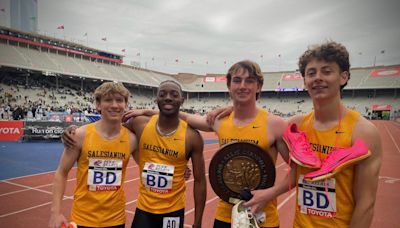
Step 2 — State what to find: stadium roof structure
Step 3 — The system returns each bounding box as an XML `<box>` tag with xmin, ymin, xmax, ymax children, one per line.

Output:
<box><xmin>0</xmin><ymin>26</ymin><xmax>399</xmax><ymax>93</ymax></box>
<box><xmin>0</xmin><ymin>26</ymin><xmax>124</xmax><ymax>58</ymax></box>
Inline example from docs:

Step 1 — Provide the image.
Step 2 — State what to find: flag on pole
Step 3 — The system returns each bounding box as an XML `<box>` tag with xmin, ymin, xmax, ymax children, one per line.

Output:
<box><xmin>83</xmin><ymin>32</ymin><xmax>88</xmax><ymax>37</ymax></box>
<box><xmin>260</xmin><ymin>54</ymin><xmax>263</xmax><ymax>58</ymax></box>
<box><xmin>206</xmin><ymin>61</ymin><xmax>208</xmax><ymax>64</ymax></box>
<box><xmin>0</xmin><ymin>8</ymin><xmax>6</xmax><ymax>12</ymax></box>
<box><xmin>224</xmin><ymin>60</ymin><xmax>226</xmax><ymax>64</ymax></box>
<box><xmin>101</xmin><ymin>37</ymin><xmax>107</xmax><ymax>41</ymax></box>
<box><xmin>136</xmin><ymin>52</ymin><xmax>141</xmax><ymax>56</ymax></box>
<box><xmin>121</xmin><ymin>49</ymin><xmax>126</xmax><ymax>52</ymax></box>
<box><xmin>57</xmin><ymin>25</ymin><xmax>64</xmax><ymax>29</ymax></box>
<box><xmin>151</xmin><ymin>57</ymin><xmax>155</xmax><ymax>61</ymax></box>
<box><xmin>278</xmin><ymin>54</ymin><xmax>281</xmax><ymax>58</ymax></box>
<box><xmin>175</xmin><ymin>59</ymin><xmax>179</xmax><ymax>63</ymax></box>
<box><xmin>381</xmin><ymin>50</ymin><xmax>385</xmax><ymax>54</ymax></box>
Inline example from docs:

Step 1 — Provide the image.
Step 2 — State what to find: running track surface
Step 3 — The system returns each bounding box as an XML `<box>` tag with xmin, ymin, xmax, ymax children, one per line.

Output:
<box><xmin>0</xmin><ymin>120</ymin><xmax>399</xmax><ymax>228</ymax></box>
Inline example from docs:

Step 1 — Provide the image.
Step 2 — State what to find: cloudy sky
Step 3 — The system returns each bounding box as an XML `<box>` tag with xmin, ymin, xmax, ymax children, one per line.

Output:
<box><xmin>0</xmin><ymin>0</ymin><xmax>399</xmax><ymax>75</ymax></box>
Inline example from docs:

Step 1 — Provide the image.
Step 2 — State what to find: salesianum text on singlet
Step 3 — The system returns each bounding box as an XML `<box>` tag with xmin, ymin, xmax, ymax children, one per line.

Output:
<box><xmin>87</xmin><ymin>150</ymin><xmax>126</xmax><ymax>159</ymax></box>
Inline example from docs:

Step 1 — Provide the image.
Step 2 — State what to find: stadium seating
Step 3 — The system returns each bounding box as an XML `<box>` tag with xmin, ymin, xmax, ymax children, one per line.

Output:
<box><xmin>0</xmin><ymin>36</ymin><xmax>399</xmax><ymax>121</ymax></box>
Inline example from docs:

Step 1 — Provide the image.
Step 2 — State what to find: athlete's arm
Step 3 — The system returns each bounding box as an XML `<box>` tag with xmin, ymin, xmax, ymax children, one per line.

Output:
<box><xmin>243</xmin><ymin>160</ymin><xmax>297</xmax><ymax>214</ymax></box>
<box><xmin>61</xmin><ymin>124</ymin><xmax>79</xmax><ymax>148</ymax></box>
<box><xmin>350</xmin><ymin>118</ymin><xmax>382</xmax><ymax>228</ymax></box>
<box><xmin>206</xmin><ymin>106</ymin><xmax>233</xmax><ymax>126</ymax></box>
<box><xmin>127</xmin><ymin>130</ymin><xmax>139</xmax><ymax>164</ymax></box>
<box><xmin>125</xmin><ymin>108</ymin><xmax>217</xmax><ymax>132</ymax></box>
<box><xmin>125</xmin><ymin>116</ymin><xmax>149</xmax><ymax>164</ymax></box>
<box><xmin>188</xmin><ymin>129</ymin><xmax>206</xmax><ymax>227</ymax></box>
<box><xmin>49</xmin><ymin>126</ymin><xmax>85</xmax><ymax>228</ymax></box>
<box><xmin>179</xmin><ymin>112</ymin><xmax>216</xmax><ymax>132</ymax></box>
<box><xmin>122</xmin><ymin>109</ymin><xmax>158</xmax><ymax>123</ymax></box>
<box><xmin>269</xmin><ymin>114</ymin><xmax>290</xmax><ymax>160</ymax></box>
<box><xmin>123</xmin><ymin>115</ymin><xmax>149</xmax><ymax>137</ymax></box>
<box><xmin>243</xmin><ymin>115</ymin><xmax>299</xmax><ymax>214</ymax></box>
<box><xmin>243</xmin><ymin>140</ymin><xmax>297</xmax><ymax>214</ymax></box>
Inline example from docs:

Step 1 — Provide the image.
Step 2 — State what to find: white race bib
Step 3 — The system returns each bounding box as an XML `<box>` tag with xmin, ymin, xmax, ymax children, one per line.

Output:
<box><xmin>142</xmin><ymin>162</ymin><xmax>174</xmax><ymax>194</ymax></box>
<box><xmin>162</xmin><ymin>217</ymin><xmax>180</xmax><ymax>228</ymax></box>
<box><xmin>298</xmin><ymin>175</ymin><xmax>336</xmax><ymax>218</ymax></box>
<box><xmin>87</xmin><ymin>159</ymin><xmax>123</xmax><ymax>191</ymax></box>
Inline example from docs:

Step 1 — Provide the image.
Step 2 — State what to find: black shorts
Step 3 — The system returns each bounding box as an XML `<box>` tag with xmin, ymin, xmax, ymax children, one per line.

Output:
<box><xmin>131</xmin><ymin>208</ymin><xmax>184</xmax><ymax>228</ymax></box>
<box><xmin>213</xmin><ymin>219</ymin><xmax>279</xmax><ymax>228</ymax></box>
<box><xmin>213</xmin><ymin>219</ymin><xmax>231</xmax><ymax>228</ymax></box>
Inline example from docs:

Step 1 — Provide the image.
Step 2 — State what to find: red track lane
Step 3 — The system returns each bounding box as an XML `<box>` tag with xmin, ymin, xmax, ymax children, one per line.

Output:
<box><xmin>0</xmin><ymin>121</ymin><xmax>399</xmax><ymax>228</ymax></box>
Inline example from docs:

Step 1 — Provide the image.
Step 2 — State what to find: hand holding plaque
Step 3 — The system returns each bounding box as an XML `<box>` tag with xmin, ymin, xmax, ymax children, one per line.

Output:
<box><xmin>209</xmin><ymin>142</ymin><xmax>276</xmax><ymax>204</ymax></box>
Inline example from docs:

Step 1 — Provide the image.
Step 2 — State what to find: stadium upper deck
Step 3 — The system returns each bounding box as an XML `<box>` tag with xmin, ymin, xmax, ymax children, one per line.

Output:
<box><xmin>0</xmin><ymin>26</ymin><xmax>399</xmax><ymax>93</ymax></box>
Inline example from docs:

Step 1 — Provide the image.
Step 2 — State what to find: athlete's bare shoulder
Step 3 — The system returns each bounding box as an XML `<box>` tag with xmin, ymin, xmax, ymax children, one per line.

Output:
<box><xmin>267</xmin><ymin>112</ymin><xmax>286</xmax><ymax>126</ymax></box>
<box><xmin>287</xmin><ymin>114</ymin><xmax>306</xmax><ymax>126</ymax></box>
<box><xmin>124</xmin><ymin>115</ymin><xmax>152</xmax><ymax>136</ymax></box>
<box><xmin>267</xmin><ymin>112</ymin><xmax>287</xmax><ymax>137</ymax></box>
<box><xmin>74</xmin><ymin>124</ymin><xmax>88</xmax><ymax>140</ymax></box>
<box><xmin>126</xmin><ymin>129</ymin><xmax>138</xmax><ymax>156</ymax></box>
<box><xmin>186</xmin><ymin>125</ymin><xmax>203</xmax><ymax>144</ymax></box>
<box><xmin>353</xmin><ymin>116</ymin><xmax>380</xmax><ymax>142</ymax></box>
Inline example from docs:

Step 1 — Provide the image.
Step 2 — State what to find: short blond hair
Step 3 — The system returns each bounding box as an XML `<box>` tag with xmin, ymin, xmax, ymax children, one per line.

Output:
<box><xmin>94</xmin><ymin>82</ymin><xmax>130</xmax><ymax>103</ymax></box>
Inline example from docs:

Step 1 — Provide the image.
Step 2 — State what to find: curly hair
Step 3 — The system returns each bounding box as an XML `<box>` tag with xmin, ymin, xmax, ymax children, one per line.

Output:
<box><xmin>298</xmin><ymin>41</ymin><xmax>351</xmax><ymax>90</ymax></box>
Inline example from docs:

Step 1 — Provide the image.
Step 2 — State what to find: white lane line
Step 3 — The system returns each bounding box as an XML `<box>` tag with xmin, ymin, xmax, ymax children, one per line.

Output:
<box><xmin>125</xmin><ymin>209</ymin><xmax>135</xmax><ymax>215</ymax></box>
<box><xmin>0</xmin><ymin>178</ymin><xmax>75</xmax><ymax>197</ymax></box>
<box><xmin>379</xmin><ymin>176</ymin><xmax>400</xmax><ymax>184</ymax></box>
<box><xmin>2</xmin><ymin>180</ymin><xmax>54</xmax><ymax>195</ymax></box>
<box><xmin>0</xmin><ymin>201</ymin><xmax>53</xmax><ymax>218</ymax></box>
<box><xmin>184</xmin><ymin>196</ymin><xmax>219</xmax><ymax>216</ymax></box>
<box><xmin>182</xmin><ymin>196</ymin><xmax>219</xmax><ymax>227</ymax></box>
<box><xmin>278</xmin><ymin>190</ymin><xmax>296</xmax><ymax>209</ymax></box>
<box><xmin>383</xmin><ymin>122</ymin><xmax>400</xmax><ymax>154</ymax></box>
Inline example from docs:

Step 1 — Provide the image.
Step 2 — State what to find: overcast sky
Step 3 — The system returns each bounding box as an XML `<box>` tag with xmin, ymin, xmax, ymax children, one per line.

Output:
<box><xmin>0</xmin><ymin>0</ymin><xmax>399</xmax><ymax>75</ymax></box>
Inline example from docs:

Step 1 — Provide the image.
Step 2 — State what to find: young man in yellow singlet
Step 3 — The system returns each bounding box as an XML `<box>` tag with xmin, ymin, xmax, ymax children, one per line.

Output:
<box><xmin>243</xmin><ymin>42</ymin><xmax>383</xmax><ymax>227</ymax></box>
<box><xmin>125</xmin><ymin>80</ymin><xmax>206</xmax><ymax>228</ymax></box>
<box><xmin>49</xmin><ymin>82</ymin><xmax>137</xmax><ymax>228</ymax></box>
<box><xmin>184</xmin><ymin>60</ymin><xmax>288</xmax><ymax>228</ymax></box>
<box><xmin>124</xmin><ymin>61</ymin><xmax>289</xmax><ymax>228</ymax></box>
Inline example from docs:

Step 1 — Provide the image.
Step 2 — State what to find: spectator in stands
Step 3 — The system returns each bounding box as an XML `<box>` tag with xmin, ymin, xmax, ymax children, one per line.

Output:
<box><xmin>0</xmin><ymin>105</ymin><xmax>4</xmax><ymax>119</ymax></box>
<box><xmin>49</xmin><ymin>82</ymin><xmax>137</xmax><ymax>228</ymax></box>
<box><xmin>12</xmin><ymin>105</ymin><xmax>24</xmax><ymax>120</ymax></box>
<box><xmin>31</xmin><ymin>106</ymin><xmax>36</xmax><ymax>118</ymax></box>
<box><xmin>243</xmin><ymin>41</ymin><xmax>382</xmax><ymax>227</ymax></box>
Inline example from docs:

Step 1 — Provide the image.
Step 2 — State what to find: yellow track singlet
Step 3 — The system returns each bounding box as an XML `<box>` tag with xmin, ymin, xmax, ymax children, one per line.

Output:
<box><xmin>137</xmin><ymin>115</ymin><xmax>188</xmax><ymax>214</ymax></box>
<box><xmin>71</xmin><ymin>123</ymin><xmax>131</xmax><ymax>227</ymax></box>
<box><xmin>216</xmin><ymin>109</ymin><xmax>279</xmax><ymax>227</ymax></box>
<box><xmin>294</xmin><ymin>109</ymin><xmax>360</xmax><ymax>228</ymax></box>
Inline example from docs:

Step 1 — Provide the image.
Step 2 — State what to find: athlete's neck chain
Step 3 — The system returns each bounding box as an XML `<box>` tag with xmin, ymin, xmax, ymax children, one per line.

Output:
<box><xmin>156</xmin><ymin>120</ymin><xmax>178</xmax><ymax>137</ymax></box>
